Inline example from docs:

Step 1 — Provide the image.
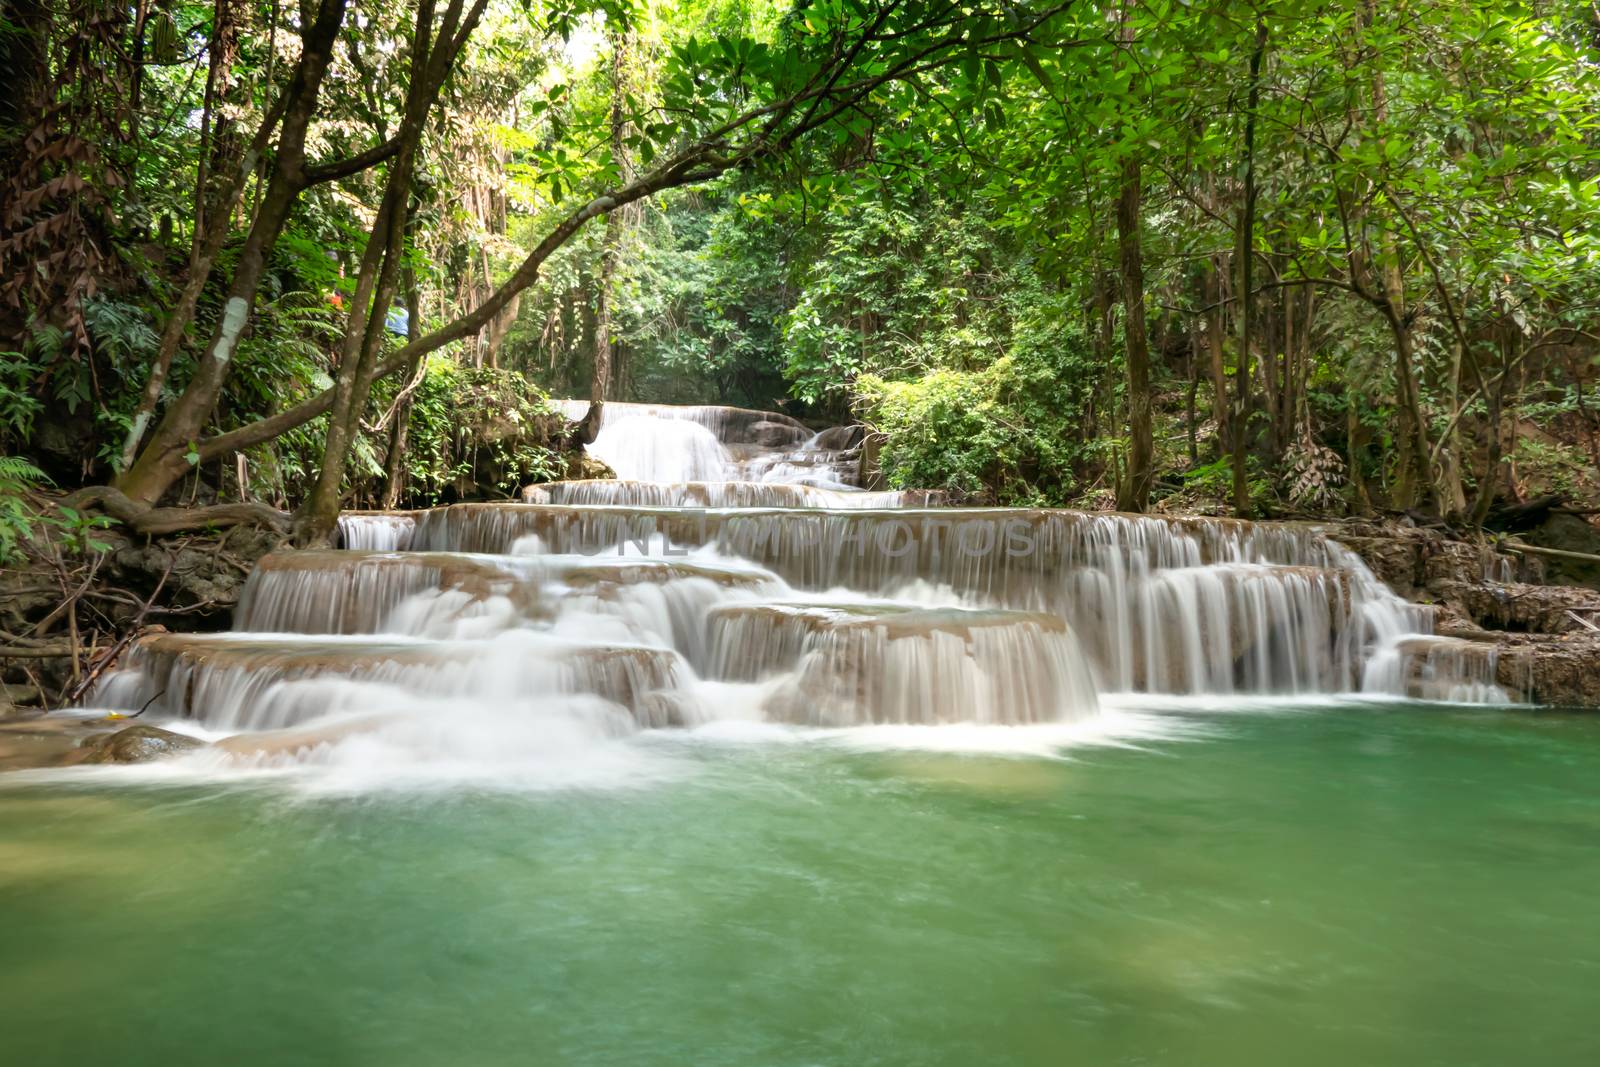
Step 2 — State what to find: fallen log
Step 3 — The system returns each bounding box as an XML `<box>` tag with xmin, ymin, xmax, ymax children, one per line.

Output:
<box><xmin>0</xmin><ymin>644</ymin><xmax>76</xmax><ymax>658</ymax></box>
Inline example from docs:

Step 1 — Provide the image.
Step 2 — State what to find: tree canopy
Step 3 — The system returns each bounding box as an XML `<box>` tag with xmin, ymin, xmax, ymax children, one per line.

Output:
<box><xmin>2</xmin><ymin>0</ymin><xmax>1598</xmax><ymax>541</ymax></box>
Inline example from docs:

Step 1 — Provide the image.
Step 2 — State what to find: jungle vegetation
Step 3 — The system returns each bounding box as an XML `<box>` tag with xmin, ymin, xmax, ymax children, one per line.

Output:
<box><xmin>2</xmin><ymin>0</ymin><xmax>1598</xmax><ymax>549</ymax></box>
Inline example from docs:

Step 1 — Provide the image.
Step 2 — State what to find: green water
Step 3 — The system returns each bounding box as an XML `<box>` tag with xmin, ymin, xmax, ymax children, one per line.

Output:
<box><xmin>3</xmin><ymin>703</ymin><xmax>1599</xmax><ymax>1066</ymax></box>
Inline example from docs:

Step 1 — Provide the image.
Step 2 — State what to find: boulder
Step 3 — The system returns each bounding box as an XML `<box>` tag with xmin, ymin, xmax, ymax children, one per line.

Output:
<box><xmin>565</xmin><ymin>452</ymin><xmax>616</xmax><ymax>481</ymax></box>
<box><xmin>745</xmin><ymin>420</ymin><xmax>813</xmax><ymax>448</ymax></box>
<box><xmin>810</xmin><ymin>425</ymin><xmax>866</xmax><ymax>451</ymax></box>
<box><xmin>1522</xmin><ymin>512</ymin><xmax>1600</xmax><ymax>589</ymax></box>
<box><xmin>1495</xmin><ymin>634</ymin><xmax>1600</xmax><ymax>708</ymax></box>
<box><xmin>72</xmin><ymin>724</ymin><xmax>206</xmax><ymax>764</ymax></box>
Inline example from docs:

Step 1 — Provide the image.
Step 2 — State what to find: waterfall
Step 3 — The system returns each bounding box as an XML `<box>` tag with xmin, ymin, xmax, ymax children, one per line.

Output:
<box><xmin>400</xmin><ymin>503</ymin><xmax>1442</xmax><ymax>697</ymax></box>
<box><xmin>338</xmin><ymin>513</ymin><xmax>416</xmax><ymax>550</ymax></box>
<box><xmin>97</xmin><ymin>630</ymin><xmax>698</xmax><ymax>733</ymax></box>
<box><xmin>587</xmin><ymin>416</ymin><xmax>735</xmax><ymax>483</ymax></box>
<box><xmin>707</xmin><ymin>604</ymin><xmax>1099</xmax><ymax>726</ymax></box>
<box><xmin>522</xmin><ymin>480</ymin><xmax>938</xmax><ymax>509</ymax></box>
<box><xmin>83</xmin><ymin>402</ymin><xmax>1509</xmax><ymax>772</ymax></box>
<box><xmin>556</xmin><ymin>400</ymin><xmax>866</xmax><ymax>489</ymax></box>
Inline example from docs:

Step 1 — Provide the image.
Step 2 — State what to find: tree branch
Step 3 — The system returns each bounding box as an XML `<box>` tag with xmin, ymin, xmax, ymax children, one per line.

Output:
<box><xmin>302</xmin><ymin>135</ymin><xmax>405</xmax><ymax>185</ymax></box>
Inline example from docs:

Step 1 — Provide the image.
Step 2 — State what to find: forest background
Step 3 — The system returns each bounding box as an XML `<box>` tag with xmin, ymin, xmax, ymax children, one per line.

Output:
<box><xmin>2</xmin><ymin>0</ymin><xmax>1598</xmax><ymax>555</ymax></box>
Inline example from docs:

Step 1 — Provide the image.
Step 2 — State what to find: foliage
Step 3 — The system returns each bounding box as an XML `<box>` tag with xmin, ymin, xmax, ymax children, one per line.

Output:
<box><xmin>0</xmin><ymin>353</ymin><xmax>44</xmax><ymax>445</ymax></box>
<box><xmin>0</xmin><ymin>456</ymin><xmax>49</xmax><ymax>563</ymax></box>
<box><xmin>2</xmin><ymin>0</ymin><xmax>1599</xmax><ymax>524</ymax></box>
<box><xmin>389</xmin><ymin>357</ymin><xmax>563</xmax><ymax>506</ymax></box>
<box><xmin>860</xmin><ymin>327</ymin><xmax>1093</xmax><ymax>506</ymax></box>
<box><xmin>0</xmin><ymin>456</ymin><xmax>113</xmax><ymax>562</ymax></box>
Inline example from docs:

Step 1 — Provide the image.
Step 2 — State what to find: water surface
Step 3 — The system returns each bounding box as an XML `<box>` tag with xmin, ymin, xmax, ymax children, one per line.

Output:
<box><xmin>3</xmin><ymin>702</ymin><xmax>1598</xmax><ymax>1066</ymax></box>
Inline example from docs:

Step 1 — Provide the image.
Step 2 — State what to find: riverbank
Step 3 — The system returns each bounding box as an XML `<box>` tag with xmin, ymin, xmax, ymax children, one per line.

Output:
<box><xmin>1329</xmin><ymin>518</ymin><xmax>1600</xmax><ymax>706</ymax></box>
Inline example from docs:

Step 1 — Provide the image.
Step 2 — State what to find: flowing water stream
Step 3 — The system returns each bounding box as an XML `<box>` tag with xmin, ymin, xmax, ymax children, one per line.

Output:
<box><xmin>4</xmin><ymin>404</ymin><xmax>1586</xmax><ymax>1065</ymax></box>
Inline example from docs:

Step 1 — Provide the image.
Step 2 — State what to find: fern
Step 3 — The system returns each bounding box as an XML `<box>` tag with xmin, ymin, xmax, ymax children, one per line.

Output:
<box><xmin>0</xmin><ymin>353</ymin><xmax>44</xmax><ymax>442</ymax></box>
<box><xmin>0</xmin><ymin>456</ymin><xmax>50</xmax><ymax>564</ymax></box>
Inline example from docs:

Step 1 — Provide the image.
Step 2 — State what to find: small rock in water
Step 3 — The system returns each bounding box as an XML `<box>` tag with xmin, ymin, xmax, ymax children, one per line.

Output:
<box><xmin>73</xmin><ymin>725</ymin><xmax>206</xmax><ymax>765</ymax></box>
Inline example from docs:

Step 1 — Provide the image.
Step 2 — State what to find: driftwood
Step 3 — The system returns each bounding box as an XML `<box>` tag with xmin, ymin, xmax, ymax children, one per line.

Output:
<box><xmin>60</xmin><ymin>486</ymin><xmax>289</xmax><ymax>535</ymax></box>
<box><xmin>1567</xmin><ymin>610</ymin><xmax>1600</xmax><ymax>633</ymax></box>
<box><xmin>1502</xmin><ymin>539</ymin><xmax>1600</xmax><ymax>566</ymax></box>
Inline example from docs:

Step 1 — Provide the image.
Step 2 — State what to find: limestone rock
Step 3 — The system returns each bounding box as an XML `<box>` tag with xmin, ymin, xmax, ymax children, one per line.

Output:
<box><xmin>1522</xmin><ymin>513</ymin><xmax>1600</xmax><ymax>589</ymax></box>
<box><xmin>811</xmin><ymin>424</ymin><xmax>866</xmax><ymax>451</ymax></box>
<box><xmin>564</xmin><ymin>451</ymin><xmax>616</xmax><ymax>481</ymax></box>
<box><xmin>1448</xmin><ymin>581</ymin><xmax>1600</xmax><ymax>636</ymax></box>
<box><xmin>73</xmin><ymin>724</ymin><xmax>206</xmax><ymax>764</ymax></box>
<box><xmin>746</xmin><ymin>419</ymin><xmax>813</xmax><ymax>448</ymax></box>
<box><xmin>1494</xmin><ymin>634</ymin><xmax>1600</xmax><ymax>708</ymax></box>
<box><xmin>1328</xmin><ymin>518</ymin><xmax>1600</xmax><ymax>706</ymax></box>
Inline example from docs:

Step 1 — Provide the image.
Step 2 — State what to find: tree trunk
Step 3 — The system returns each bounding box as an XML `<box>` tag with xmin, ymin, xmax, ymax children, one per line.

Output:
<box><xmin>116</xmin><ymin>0</ymin><xmax>351</xmax><ymax>505</ymax></box>
<box><xmin>591</xmin><ymin>220</ymin><xmax>617</xmax><ymax>403</ymax></box>
<box><xmin>1232</xmin><ymin>16</ymin><xmax>1269</xmax><ymax>518</ymax></box>
<box><xmin>1385</xmin><ymin>315</ymin><xmax>1432</xmax><ymax>510</ymax></box>
<box><xmin>483</xmin><ymin>292</ymin><xmax>520</xmax><ymax>370</ymax></box>
<box><xmin>380</xmin><ymin>264</ymin><xmax>423</xmax><ymax>511</ymax></box>
<box><xmin>1205</xmin><ymin>257</ymin><xmax>1229</xmax><ymax>455</ymax></box>
<box><xmin>590</xmin><ymin>27</ymin><xmax>634</xmax><ymax>404</ymax></box>
<box><xmin>293</xmin><ymin>0</ymin><xmax>492</xmax><ymax>546</ymax></box>
<box><xmin>1436</xmin><ymin>340</ymin><xmax>1468</xmax><ymax>516</ymax></box>
<box><xmin>1186</xmin><ymin>317</ymin><xmax>1200</xmax><ymax>465</ymax></box>
<box><xmin>117</xmin><ymin>0</ymin><xmax>258</xmax><ymax>471</ymax></box>
<box><xmin>0</xmin><ymin>0</ymin><xmax>50</xmax><ymax>142</ymax></box>
<box><xmin>1468</xmin><ymin>336</ymin><xmax>1512</xmax><ymax>525</ymax></box>
<box><xmin>1115</xmin><ymin>157</ymin><xmax>1153</xmax><ymax>513</ymax></box>
<box><xmin>294</xmin><ymin>187</ymin><xmax>410</xmax><ymax>544</ymax></box>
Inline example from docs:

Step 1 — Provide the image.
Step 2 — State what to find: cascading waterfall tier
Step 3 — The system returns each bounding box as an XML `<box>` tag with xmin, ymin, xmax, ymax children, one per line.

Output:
<box><xmin>337</xmin><ymin>512</ymin><xmax>416</xmax><ymax>551</ymax></box>
<box><xmin>401</xmin><ymin>501</ymin><xmax>1481</xmax><ymax>699</ymax></box>
<box><xmin>83</xmin><ymin>402</ymin><xmax>1512</xmax><ymax>771</ymax></box>
<box><xmin>555</xmin><ymin>399</ymin><xmax>866</xmax><ymax>488</ymax></box>
<box><xmin>706</xmin><ymin>603</ymin><xmax>1099</xmax><ymax>726</ymax></box>
<box><xmin>97</xmin><ymin>631</ymin><xmax>697</xmax><ymax>733</ymax></box>
<box><xmin>522</xmin><ymin>480</ymin><xmax>943</xmax><ymax>509</ymax></box>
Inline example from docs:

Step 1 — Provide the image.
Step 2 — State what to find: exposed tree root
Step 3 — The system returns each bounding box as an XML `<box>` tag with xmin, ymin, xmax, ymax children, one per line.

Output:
<box><xmin>60</xmin><ymin>486</ymin><xmax>290</xmax><ymax>535</ymax></box>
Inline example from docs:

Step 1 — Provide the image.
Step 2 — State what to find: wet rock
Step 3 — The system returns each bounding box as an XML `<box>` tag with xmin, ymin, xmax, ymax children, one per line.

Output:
<box><xmin>563</xmin><ymin>451</ymin><xmax>616</xmax><ymax>481</ymax></box>
<box><xmin>695</xmin><ymin>406</ymin><xmax>809</xmax><ymax>445</ymax></box>
<box><xmin>1332</xmin><ymin>518</ymin><xmax>1600</xmax><ymax>706</ymax></box>
<box><xmin>1328</xmin><ymin>520</ymin><xmax>1533</xmax><ymax>598</ymax></box>
<box><xmin>746</xmin><ymin>419</ymin><xmax>813</xmax><ymax>448</ymax></box>
<box><xmin>0</xmin><ymin>681</ymin><xmax>41</xmax><ymax>712</ymax></box>
<box><xmin>1494</xmin><ymin>634</ymin><xmax>1600</xmax><ymax>708</ymax></box>
<box><xmin>857</xmin><ymin>432</ymin><xmax>889</xmax><ymax>492</ymax></box>
<box><xmin>1446</xmin><ymin>581</ymin><xmax>1600</xmax><ymax>636</ymax></box>
<box><xmin>810</xmin><ymin>425</ymin><xmax>866</xmax><ymax>451</ymax></box>
<box><xmin>0</xmin><ymin>713</ymin><xmax>143</xmax><ymax>771</ymax></box>
<box><xmin>1522</xmin><ymin>513</ymin><xmax>1600</xmax><ymax>589</ymax></box>
<box><xmin>72</xmin><ymin>724</ymin><xmax>206</xmax><ymax>764</ymax></box>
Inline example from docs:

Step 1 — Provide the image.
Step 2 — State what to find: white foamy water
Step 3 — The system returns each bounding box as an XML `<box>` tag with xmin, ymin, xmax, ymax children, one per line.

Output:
<box><xmin>565</xmin><ymin>401</ymin><xmax>869</xmax><ymax>490</ymax></box>
<box><xmin>69</xmin><ymin>403</ymin><xmax>1514</xmax><ymax>790</ymax></box>
<box><xmin>587</xmin><ymin>416</ymin><xmax>734</xmax><ymax>483</ymax></box>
